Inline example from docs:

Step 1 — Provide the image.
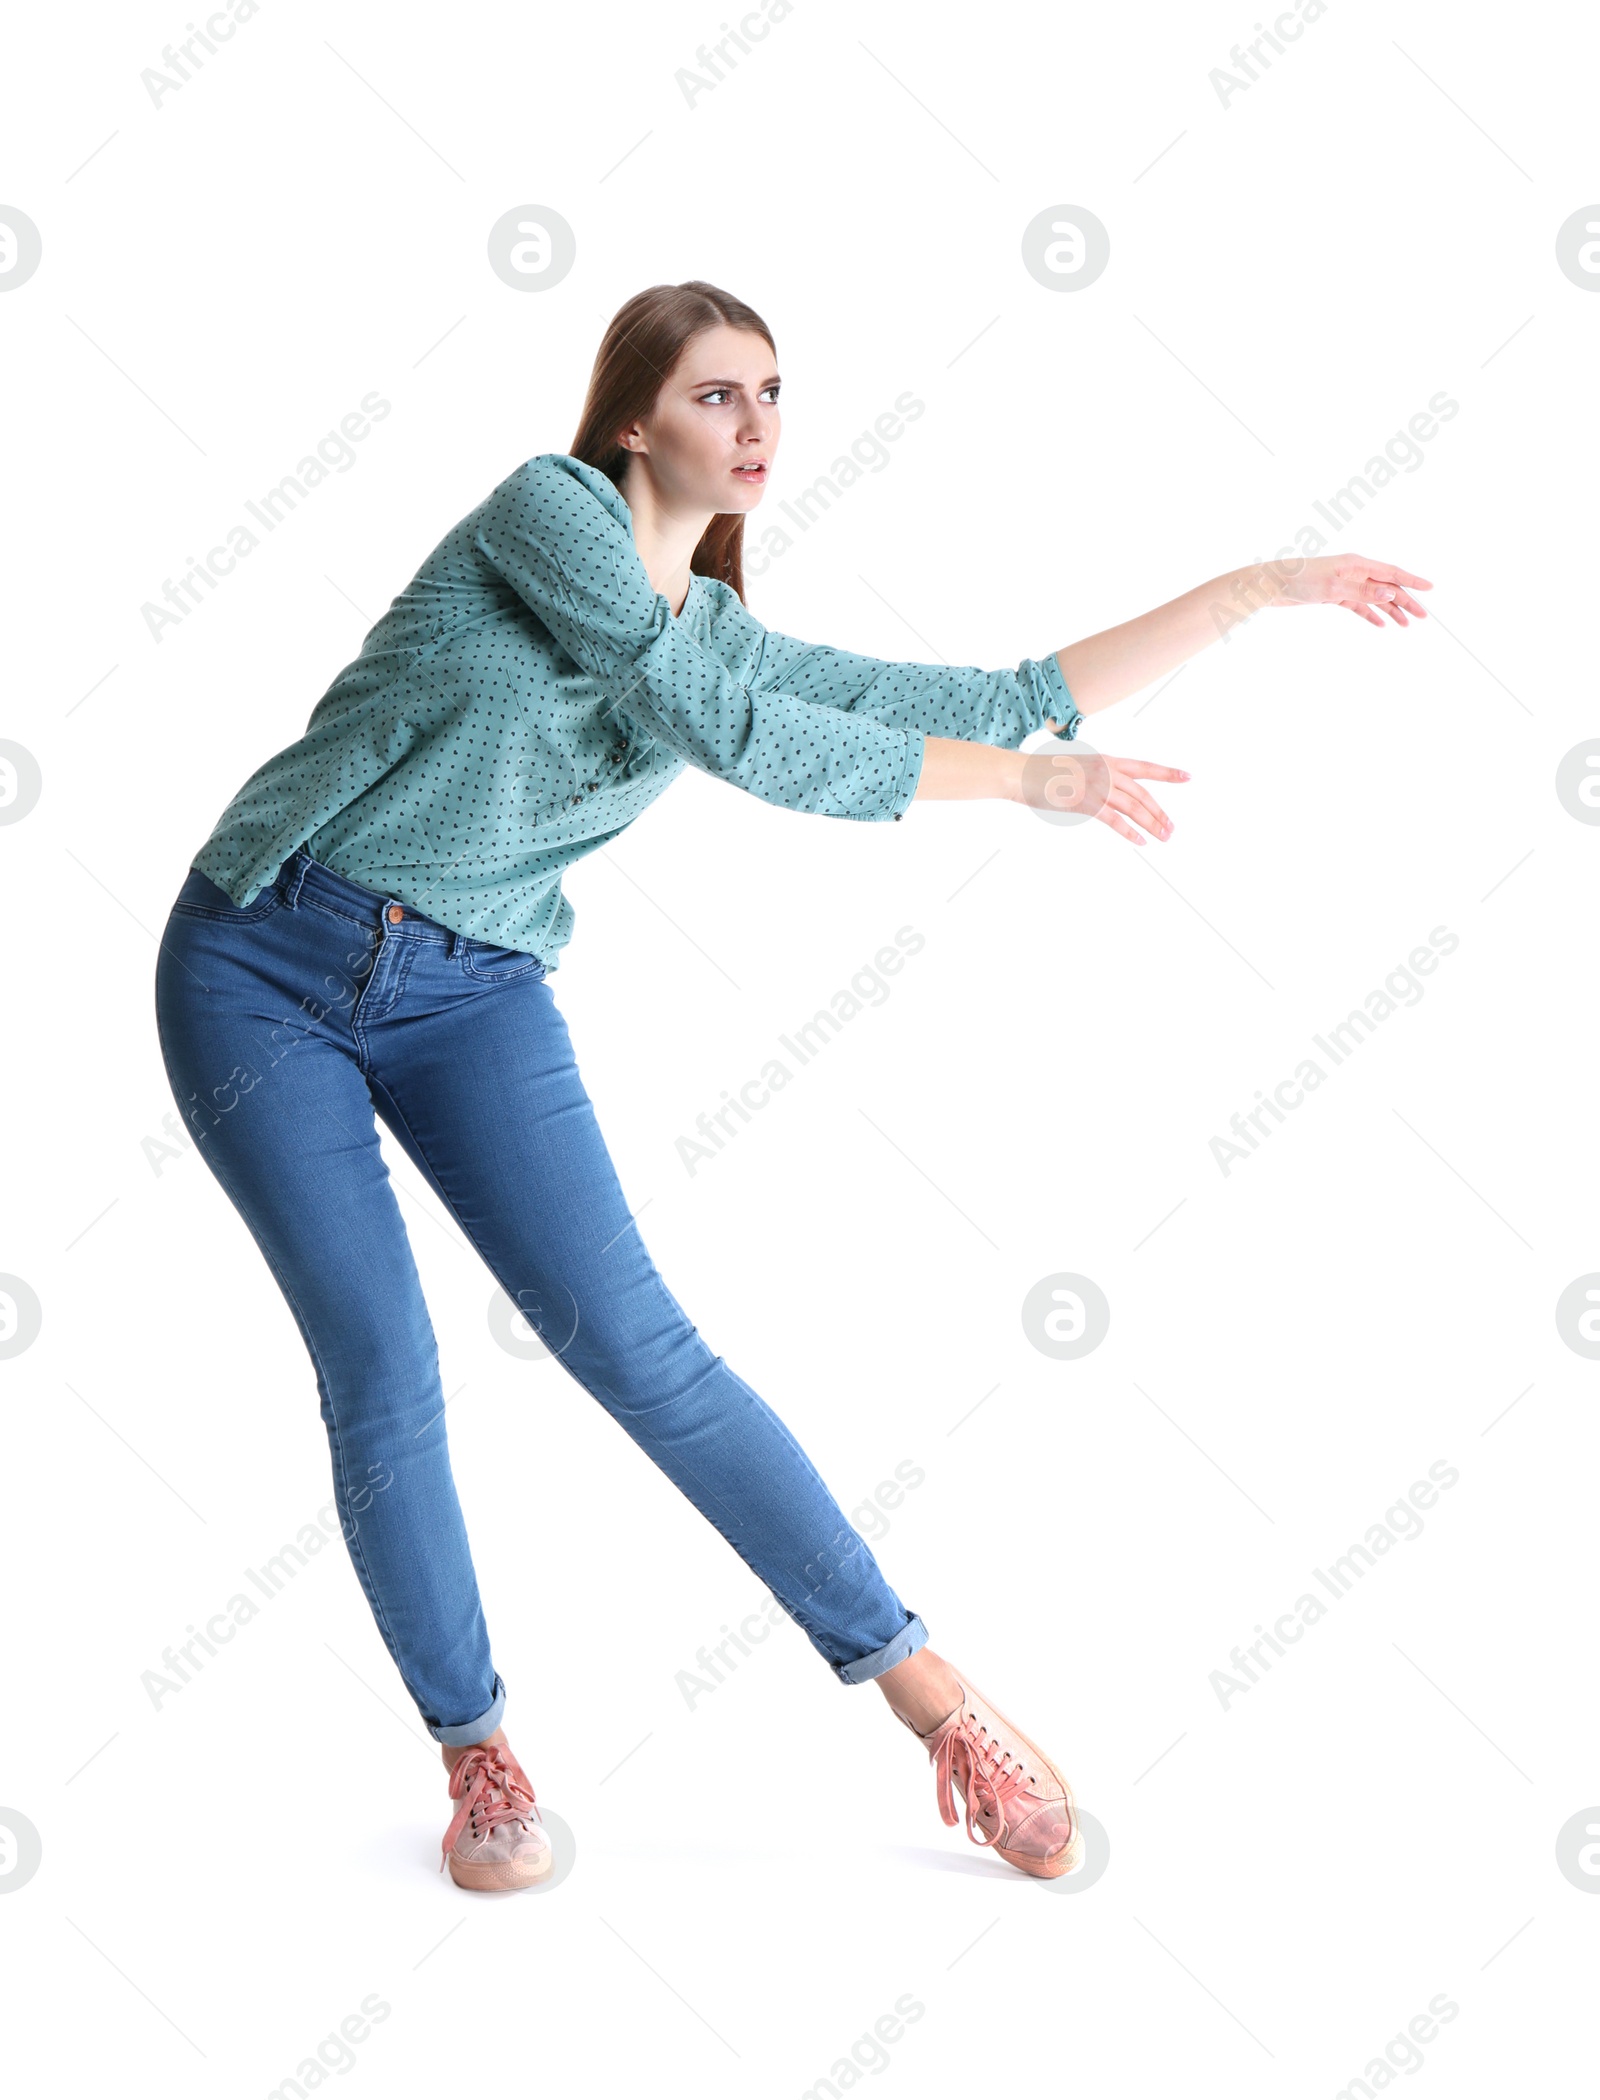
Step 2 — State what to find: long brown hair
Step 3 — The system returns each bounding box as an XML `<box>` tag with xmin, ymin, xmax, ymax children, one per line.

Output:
<box><xmin>568</xmin><ymin>280</ymin><xmax>776</xmax><ymax>605</ymax></box>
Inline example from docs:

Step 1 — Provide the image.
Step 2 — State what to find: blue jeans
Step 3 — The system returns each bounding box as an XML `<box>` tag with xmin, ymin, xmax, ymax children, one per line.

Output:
<box><xmin>154</xmin><ymin>848</ymin><xmax>928</xmax><ymax>1743</ymax></box>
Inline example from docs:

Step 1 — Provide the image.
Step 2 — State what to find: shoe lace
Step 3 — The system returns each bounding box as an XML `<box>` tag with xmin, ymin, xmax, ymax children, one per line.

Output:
<box><xmin>439</xmin><ymin>1743</ymin><xmax>537</xmax><ymax>1872</ymax></box>
<box><xmin>932</xmin><ymin>1714</ymin><xmax>1035</xmax><ymax>1849</ymax></box>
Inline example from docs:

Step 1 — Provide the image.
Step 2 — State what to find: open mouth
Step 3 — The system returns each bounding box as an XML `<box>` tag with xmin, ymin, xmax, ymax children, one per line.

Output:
<box><xmin>731</xmin><ymin>462</ymin><xmax>768</xmax><ymax>484</ymax></box>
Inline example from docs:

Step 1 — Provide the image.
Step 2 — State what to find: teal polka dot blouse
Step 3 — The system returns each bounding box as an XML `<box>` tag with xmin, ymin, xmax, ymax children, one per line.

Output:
<box><xmin>190</xmin><ymin>453</ymin><xmax>1081</xmax><ymax>967</ymax></box>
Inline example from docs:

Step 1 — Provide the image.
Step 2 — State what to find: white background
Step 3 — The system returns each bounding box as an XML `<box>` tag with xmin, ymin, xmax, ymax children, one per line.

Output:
<box><xmin>4</xmin><ymin>0</ymin><xmax>1598</xmax><ymax>2091</ymax></box>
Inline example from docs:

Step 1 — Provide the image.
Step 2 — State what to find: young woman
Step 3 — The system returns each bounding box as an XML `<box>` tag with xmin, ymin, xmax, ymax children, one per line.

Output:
<box><xmin>155</xmin><ymin>280</ymin><xmax>1430</xmax><ymax>1891</ymax></box>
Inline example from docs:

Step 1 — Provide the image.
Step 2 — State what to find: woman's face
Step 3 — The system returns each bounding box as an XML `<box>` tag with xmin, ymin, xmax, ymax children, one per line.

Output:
<box><xmin>618</xmin><ymin>323</ymin><xmax>780</xmax><ymax>515</ymax></box>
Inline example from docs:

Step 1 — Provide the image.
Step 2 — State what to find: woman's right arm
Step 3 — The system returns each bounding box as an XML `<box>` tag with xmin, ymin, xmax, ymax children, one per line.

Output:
<box><xmin>475</xmin><ymin>454</ymin><xmax>1180</xmax><ymax>842</ymax></box>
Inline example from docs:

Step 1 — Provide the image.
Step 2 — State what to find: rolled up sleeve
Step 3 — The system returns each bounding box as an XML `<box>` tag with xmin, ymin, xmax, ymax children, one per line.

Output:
<box><xmin>728</xmin><ymin>612</ymin><xmax>1083</xmax><ymax>747</ymax></box>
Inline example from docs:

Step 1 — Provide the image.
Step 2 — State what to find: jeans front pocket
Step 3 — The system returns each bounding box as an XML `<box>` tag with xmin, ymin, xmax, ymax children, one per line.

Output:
<box><xmin>169</xmin><ymin>866</ymin><xmax>284</xmax><ymax>922</ymax></box>
<box><xmin>455</xmin><ymin>935</ymin><xmax>546</xmax><ymax>984</ymax></box>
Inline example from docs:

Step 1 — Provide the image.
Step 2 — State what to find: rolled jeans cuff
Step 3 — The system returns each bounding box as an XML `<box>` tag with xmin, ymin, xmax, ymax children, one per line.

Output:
<box><xmin>430</xmin><ymin>1671</ymin><xmax>507</xmax><ymax>1746</ymax></box>
<box><xmin>834</xmin><ymin>1612</ymin><xmax>929</xmax><ymax>1686</ymax></box>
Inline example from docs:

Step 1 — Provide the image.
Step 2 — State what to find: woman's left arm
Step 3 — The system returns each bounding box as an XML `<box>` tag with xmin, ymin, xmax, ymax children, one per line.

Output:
<box><xmin>1055</xmin><ymin>552</ymin><xmax>1433</xmax><ymax>716</ymax></box>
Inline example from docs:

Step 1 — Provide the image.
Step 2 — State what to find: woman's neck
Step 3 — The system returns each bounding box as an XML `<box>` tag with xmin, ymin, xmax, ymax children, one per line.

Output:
<box><xmin>617</xmin><ymin>460</ymin><xmax>711</xmax><ymax>615</ymax></box>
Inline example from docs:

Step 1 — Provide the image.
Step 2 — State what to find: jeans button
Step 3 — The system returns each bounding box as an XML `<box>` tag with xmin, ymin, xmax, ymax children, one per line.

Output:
<box><xmin>386</xmin><ymin>905</ymin><xmax>403</xmax><ymax>923</ymax></box>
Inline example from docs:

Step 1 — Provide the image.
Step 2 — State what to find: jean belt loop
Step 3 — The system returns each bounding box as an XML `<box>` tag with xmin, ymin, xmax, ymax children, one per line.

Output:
<box><xmin>279</xmin><ymin>847</ymin><xmax>312</xmax><ymax>910</ymax></box>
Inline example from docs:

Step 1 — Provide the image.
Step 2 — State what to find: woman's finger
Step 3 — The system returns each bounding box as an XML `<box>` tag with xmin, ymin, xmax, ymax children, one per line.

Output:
<box><xmin>1104</xmin><ymin>786</ymin><xmax>1162</xmax><ymax>836</ymax></box>
<box><xmin>1094</xmin><ymin>806</ymin><xmax>1147</xmax><ymax>846</ymax></box>
<box><xmin>1108</xmin><ymin>780</ymin><xmax>1172</xmax><ymax>838</ymax></box>
<box><xmin>1348</xmin><ymin>555</ymin><xmax>1434</xmax><ymax>589</ymax></box>
<box><xmin>1104</xmin><ymin>759</ymin><xmax>1191</xmax><ymax>782</ymax></box>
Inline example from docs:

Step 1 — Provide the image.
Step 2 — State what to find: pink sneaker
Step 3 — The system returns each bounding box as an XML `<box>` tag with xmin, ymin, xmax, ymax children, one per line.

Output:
<box><xmin>439</xmin><ymin>1741</ymin><xmax>553</xmax><ymax>1891</ymax></box>
<box><xmin>906</xmin><ymin>1675</ymin><xmax>1082</xmax><ymax>1879</ymax></box>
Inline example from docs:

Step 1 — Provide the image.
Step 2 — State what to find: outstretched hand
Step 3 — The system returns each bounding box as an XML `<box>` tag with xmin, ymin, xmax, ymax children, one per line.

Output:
<box><xmin>1270</xmin><ymin>552</ymin><xmax>1433</xmax><ymax>627</ymax></box>
<box><xmin>1029</xmin><ymin>743</ymin><xmax>1189</xmax><ymax>847</ymax></box>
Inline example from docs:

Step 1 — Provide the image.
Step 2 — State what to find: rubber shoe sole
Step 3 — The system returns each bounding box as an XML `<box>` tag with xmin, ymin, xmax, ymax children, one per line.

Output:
<box><xmin>446</xmin><ymin>1842</ymin><xmax>553</xmax><ymax>1891</ymax></box>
